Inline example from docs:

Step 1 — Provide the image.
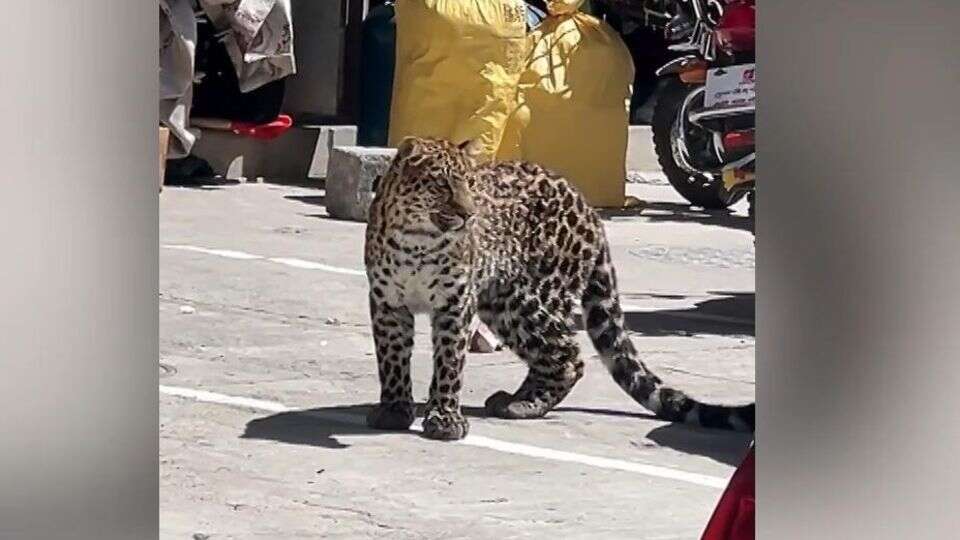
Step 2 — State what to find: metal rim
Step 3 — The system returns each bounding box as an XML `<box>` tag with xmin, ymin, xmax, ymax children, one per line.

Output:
<box><xmin>670</xmin><ymin>86</ymin><xmax>722</xmax><ymax>185</ymax></box>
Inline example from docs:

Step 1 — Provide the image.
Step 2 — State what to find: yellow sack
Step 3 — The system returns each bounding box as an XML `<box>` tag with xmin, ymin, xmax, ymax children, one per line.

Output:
<box><xmin>388</xmin><ymin>0</ymin><xmax>528</xmax><ymax>161</ymax></box>
<box><xmin>517</xmin><ymin>0</ymin><xmax>634</xmax><ymax>208</ymax></box>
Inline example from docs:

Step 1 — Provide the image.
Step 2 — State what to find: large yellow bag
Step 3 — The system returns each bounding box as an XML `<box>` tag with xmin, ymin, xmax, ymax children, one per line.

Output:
<box><xmin>388</xmin><ymin>0</ymin><xmax>528</xmax><ymax>161</ymax></box>
<box><xmin>517</xmin><ymin>0</ymin><xmax>634</xmax><ymax>207</ymax></box>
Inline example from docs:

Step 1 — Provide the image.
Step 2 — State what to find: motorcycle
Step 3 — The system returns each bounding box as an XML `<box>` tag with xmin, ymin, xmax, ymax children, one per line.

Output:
<box><xmin>650</xmin><ymin>0</ymin><xmax>756</xmax><ymax>212</ymax></box>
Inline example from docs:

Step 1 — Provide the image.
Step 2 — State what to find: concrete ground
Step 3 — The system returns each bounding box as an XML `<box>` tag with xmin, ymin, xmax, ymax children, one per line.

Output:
<box><xmin>159</xmin><ymin>176</ymin><xmax>755</xmax><ymax>539</ymax></box>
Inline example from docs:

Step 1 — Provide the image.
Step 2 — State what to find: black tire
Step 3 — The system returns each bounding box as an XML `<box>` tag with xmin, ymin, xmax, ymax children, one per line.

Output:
<box><xmin>652</xmin><ymin>77</ymin><xmax>744</xmax><ymax>209</ymax></box>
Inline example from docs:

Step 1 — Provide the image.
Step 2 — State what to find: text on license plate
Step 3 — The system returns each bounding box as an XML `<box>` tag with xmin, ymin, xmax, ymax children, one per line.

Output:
<box><xmin>704</xmin><ymin>63</ymin><xmax>756</xmax><ymax>109</ymax></box>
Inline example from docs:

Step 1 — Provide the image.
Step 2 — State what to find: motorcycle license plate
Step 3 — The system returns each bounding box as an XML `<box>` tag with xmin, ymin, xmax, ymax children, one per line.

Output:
<box><xmin>704</xmin><ymin>63</ymin><xmax>756</xmax><ymax>109</ymax></box>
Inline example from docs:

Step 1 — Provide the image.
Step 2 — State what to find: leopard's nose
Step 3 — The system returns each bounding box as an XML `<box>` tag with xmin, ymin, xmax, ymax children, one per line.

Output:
<box><xmin>449</xmin><ymin>194</ymin><xmax>476</xmax><ymax>218</ymax></box>
<box><xmin>430</xmin><ymin>212</ymin><xmax>466</xmax><ymax>232</ymax></box>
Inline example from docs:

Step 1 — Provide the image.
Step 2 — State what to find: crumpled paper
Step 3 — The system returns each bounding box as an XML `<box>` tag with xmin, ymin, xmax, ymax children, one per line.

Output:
<box><xmin>159</xmin><ymin>0</ymin><xmax>296</xmax><ymax>157</ymax></box>
<box><xmin>199</xmin><ymin>0</ymin><xmax>296</xmax><ymax>93</ymax></box>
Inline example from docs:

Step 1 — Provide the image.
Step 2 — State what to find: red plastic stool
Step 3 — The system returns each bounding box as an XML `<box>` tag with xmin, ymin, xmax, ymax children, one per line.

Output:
<box><xmin>702</xmin><ymin>444</ymin><xmax>755</xmax><ymax>540</ymax></box>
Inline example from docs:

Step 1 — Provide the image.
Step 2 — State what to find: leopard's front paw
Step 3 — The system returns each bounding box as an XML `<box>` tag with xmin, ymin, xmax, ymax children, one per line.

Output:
<box><xmin>421</xmin><ymin>408</ymin><xmax>469</xmax><ymax>441</ymax></box>
<box><xmin>366</xmin><ymin>401</ymin><xmax>415</xmax><ymax>431</ymax></box>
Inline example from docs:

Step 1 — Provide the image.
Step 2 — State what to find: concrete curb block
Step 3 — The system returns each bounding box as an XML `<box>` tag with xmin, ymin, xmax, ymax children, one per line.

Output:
<box><xmin>325</xmin><ymin>146</ymin><xmax>396</xmax><ymax>222</ymax></box>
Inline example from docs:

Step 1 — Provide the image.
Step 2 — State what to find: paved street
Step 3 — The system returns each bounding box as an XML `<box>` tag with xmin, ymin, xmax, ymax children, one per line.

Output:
<box><xmin>159</xmin><ymin>176</ymin><xmax>755</xmax><ymax>539</ymax></box>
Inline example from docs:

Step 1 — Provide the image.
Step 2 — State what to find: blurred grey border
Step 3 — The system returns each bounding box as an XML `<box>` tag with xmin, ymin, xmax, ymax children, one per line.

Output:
<box><xmin>0</xmin><ymin>3</ymin><xmax>157</xmax><ymax>539</ymax></box>
<box><xmin>759</xmin><ymin>0</ymin><xmax>960</xmax><ymax>538</ymax></box>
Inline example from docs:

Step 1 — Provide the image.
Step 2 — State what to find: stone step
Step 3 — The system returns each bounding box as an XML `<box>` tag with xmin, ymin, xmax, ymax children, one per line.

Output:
<box><xmin>190</xmin><ymin>125</ymin><xmax>357</xmax><ymax>182</ymax></box>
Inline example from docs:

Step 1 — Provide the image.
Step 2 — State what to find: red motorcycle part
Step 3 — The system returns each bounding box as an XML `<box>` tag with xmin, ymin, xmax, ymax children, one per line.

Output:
<box><xmin>715</xmin><ymin>1</ymin><xmax>756</xmax><ymax>53</ymax></box>
<box><xmin>722</xmin><ymin>130</ymin><xmax>755</xmax><ymax>152</ymax></box>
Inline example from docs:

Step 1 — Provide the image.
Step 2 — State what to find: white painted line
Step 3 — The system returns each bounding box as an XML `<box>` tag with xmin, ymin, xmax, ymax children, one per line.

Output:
<box><xmin>458</xmin><ymin>434</ymin><xmax>727</xmax><ymax>488</ymax></box>
<box><xmin>160</xmin><ymin>384</ymin><xmax>727</xmax><ymax>489</ymax></box>
<box><xmin>162</xmin><ymin>244</ymin><xmax>366</xmax><ymax>277</ymax></box>
<box><xmin>160</xmin><ymin>385</ymin><xmax>289</xmax><ymax>413</ymax></box>
<box><xmin>163</xmin><ymin>244</ymin><xmax>264</xmax><ymax>260</ymax></box>
<box><xmin>268</xmin><ymin>257</ymin><xmax>366</xmax><ymax>276</ymax></box>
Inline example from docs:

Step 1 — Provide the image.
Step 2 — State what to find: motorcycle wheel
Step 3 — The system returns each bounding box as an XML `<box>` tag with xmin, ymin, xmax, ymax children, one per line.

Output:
<box><xmin>652</xmin><ymin>77</ymin><xmax>745</xmax><ymax>209</ymax></box>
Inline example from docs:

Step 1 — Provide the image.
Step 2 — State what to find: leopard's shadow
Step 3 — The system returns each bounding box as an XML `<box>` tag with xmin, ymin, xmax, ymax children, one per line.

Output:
<box><xmin>552</xmin><ymin>406</ymin><xmax>752</xmax><ymax>466</ymax></box>
<box><xmin>241</xmin><ymin>403</ymin><xmax>750</xmax><ymax>465</ymax></box>
<box><xmin>241</xmin><ymin>403</ymin><xmax>491</xmax><ymax>450</ymax></box>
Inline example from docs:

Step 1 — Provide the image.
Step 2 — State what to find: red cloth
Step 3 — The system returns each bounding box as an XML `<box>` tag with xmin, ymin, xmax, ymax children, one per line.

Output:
<box><xmin>701</xmin><ymin>444</ymin><xmax>755</xmax><ymax>540</ymax></box>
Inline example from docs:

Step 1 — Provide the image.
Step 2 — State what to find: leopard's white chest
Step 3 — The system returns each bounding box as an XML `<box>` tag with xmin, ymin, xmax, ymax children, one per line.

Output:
<box><xmin>374</xmin><ymin>229</ymin><xmax>473</xmax><ymax>314</ymax></box>
<box><xmin>393</xmin><ymin>265</ymin><xmax>439</xmax><ymax>313</ymax></box>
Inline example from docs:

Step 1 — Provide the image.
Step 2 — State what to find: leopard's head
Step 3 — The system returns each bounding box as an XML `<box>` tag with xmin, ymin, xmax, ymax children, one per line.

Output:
<box><xmin>379</xmin><ymin>136</ymin><xmax>483</xmax><ymax>233</ymax></box>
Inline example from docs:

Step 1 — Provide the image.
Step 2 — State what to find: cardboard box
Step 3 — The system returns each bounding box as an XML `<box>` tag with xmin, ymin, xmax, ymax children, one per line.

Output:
<box><xmin>159</xmin><ymin>126</ymin><xmax>170</xmax><ymax>192</ymax></box>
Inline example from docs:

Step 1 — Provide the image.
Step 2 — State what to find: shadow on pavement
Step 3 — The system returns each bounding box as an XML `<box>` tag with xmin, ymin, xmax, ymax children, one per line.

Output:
<box><xmin>577</xmin><ymin>291</ymin><xmax>755</xmax><ymax>337</ymax></box>
<box><xmin>242</xmin><ymin>402</ymin><xmax>662</xmax><ymax>447</ymax></box>
<box><xmin>553</xmin><ymin>406</ymin><xmax>659</xmax><ymax>421</ymax></box>
<box><xmin>242</xmin><ymin>406</ymin><xmax>371</xmax><ymax>449</ymax></box>
<box><xmin>598</xmin><ymin>200</ymin><xmax>753</xmax><ymax>233</ymax></box>
<box><xmin>242</xmin><ymin>402</ymin><xmax>749</xmax><ymax>465</ymax></box>
<box><xmin>261</xmin><ymin>178</ymin><xmax>326</xmax><ymax>189</ymax></box>
<box><xmin>163</xmin><ymin>179</ymin><xmax>235</xmax><ymax>190</ymax></box>
<box><xmin>552</xmin><ymin>406</ymin><xmax>752</xmax><ymax>466</ymax></box>
<box><xmin>242</xmin><ymin>403</ymin><xmax>494</xmax><ymax>449</ymax></box>
<box><xmin>644</xmin><ymin>423</ymin><xmax>753</xmax><ymax>466</ymax></box>
<box><xmin>285</xmin><ymin>194</ymin><xmax>326</xmax><ymax>207</ymax></box>
<box><xmin>286</xmin><ymin>194</ymin><xmax>369</xmax><ymax>225</ymax></box>
<box><xmin>625</xmin><ymin>291</ymin><xmax>754</xmax><ymax>337</ymax></box>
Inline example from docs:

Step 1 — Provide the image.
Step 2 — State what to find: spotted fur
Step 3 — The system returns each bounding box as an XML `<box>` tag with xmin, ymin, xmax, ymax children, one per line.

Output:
<box><xmin>364</xmin><ymin>136</ymin><xmax>754</xmax><ymax>440</ymax></box>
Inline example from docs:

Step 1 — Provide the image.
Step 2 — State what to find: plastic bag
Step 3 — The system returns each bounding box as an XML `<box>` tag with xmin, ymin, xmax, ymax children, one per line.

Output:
<box><xmin>516</xmin><ymin>0</ymin><xmax>635</xmax><ymax>208</ymax></box>
<box><xmin>388</xmin><ymin>0</ymin><xmax>528</xmax><ymax>161</ymax></box>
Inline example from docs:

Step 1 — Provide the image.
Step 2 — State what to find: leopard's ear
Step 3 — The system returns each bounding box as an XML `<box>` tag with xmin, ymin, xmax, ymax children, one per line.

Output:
<box><xmin>457</xmin><ymin>138</ymin><xmax>485</xmax><ymax>161</ymax></box>
<box><xmin>398</xmin><ymin>136</ymin><xmax>419</xmax><ymax>156</ymax></box>
<box><xmin>399</xmin><ymin>136</ymin><xmax>430</xmax><ymax>167</ymax></box>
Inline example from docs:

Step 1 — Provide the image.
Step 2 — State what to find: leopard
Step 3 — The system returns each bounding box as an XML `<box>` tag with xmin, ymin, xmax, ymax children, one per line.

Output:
<box><xmin>363</xmin><ymin>136</ymin><xmax>754</xmax><ymax>441</ymax></box>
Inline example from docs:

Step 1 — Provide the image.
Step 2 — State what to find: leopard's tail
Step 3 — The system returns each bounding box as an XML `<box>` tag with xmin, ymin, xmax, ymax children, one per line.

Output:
<box><xmin>581</xmin><ymin>248</ymin><xmax>754</xmax><ymax>432</ymax></box>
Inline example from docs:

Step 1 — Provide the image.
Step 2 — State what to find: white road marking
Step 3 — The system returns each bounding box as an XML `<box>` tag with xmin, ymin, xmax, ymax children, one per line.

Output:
<box><xmin>457</xmin><ymin>433</ymin><xmax>727</xmax><ymax>488</ymax></box>
<box><xmin>162</xmin><ymin>244</ymin><xmax>366</xmax><ymax>277</ymax></box>
<box><xmin>160</xmin><ymin>384</ymin><xmax>728</xmax><ymax>489</ymax></box>
<box><xmin>163</xmin><ymin>244</ymin><xmax>264</xmax><ymax>260</ymax></box>
<box><xmin>160</xmin><ymin>385</ymin><xmax>289</xmax><ymax>413</ymax></box>
<box><xmin>268</xmin><ymin>257</ymin><xmax>366</xmax><ymax>276</ymax></box>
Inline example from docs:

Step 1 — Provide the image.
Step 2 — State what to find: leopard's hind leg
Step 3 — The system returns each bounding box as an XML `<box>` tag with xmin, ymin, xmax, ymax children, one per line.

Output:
<box><xmin>479</xmin><ymin>281</ymin><xmax>584</xmax><ymax>419</ymax></box>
